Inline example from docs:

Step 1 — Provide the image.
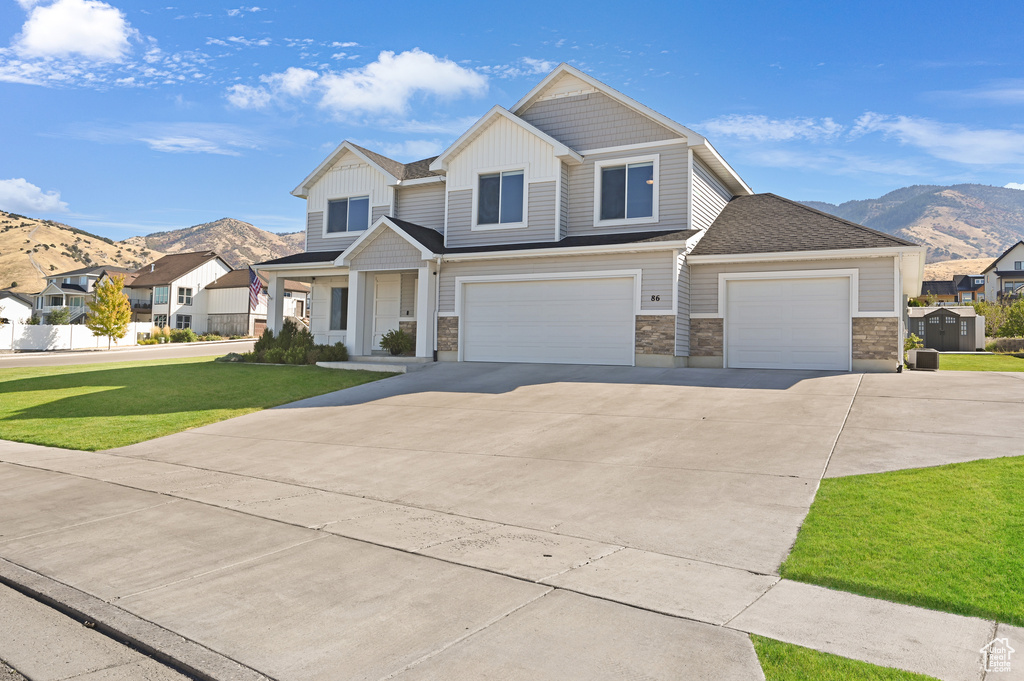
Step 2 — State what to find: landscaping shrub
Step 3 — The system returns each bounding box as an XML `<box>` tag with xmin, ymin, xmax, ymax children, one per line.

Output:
<box><xmin>170</xmin><ymin>328</ymin><xmax>198</xmax><ymax>343</ymax></box>
<box><xmin>242</xmin><ymin>319</ymin><xmax>348</xmax><ymax>365</ymax></box>
<box><xmin>379</xmin><ymin>328</ymin><xmax>414</xmax><ymax>356</ymax></box>
<box><xmin>215</xmin><ymin>352</ymin><xmax>246</xmax><ymax>362</ymax></box>
<box><xmin>199</xmin><ymin>333</ymin><xmax>224</xmax><ymax>341</ymax></box>
<box><xmin>138</xmin><ymin>338</ymin><xmax>159</xmax><ymax>345</ymax></box>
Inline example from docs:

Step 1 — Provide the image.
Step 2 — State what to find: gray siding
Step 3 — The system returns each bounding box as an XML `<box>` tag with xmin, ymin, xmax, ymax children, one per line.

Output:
<box><xmin>520</xmin><ymin>92</ymin><xmax>679</xmax><ymax>150</ymax></box>
<box><xmin>559</xmin><ymin>162</ymin><xmax>569</xmax><ymax>240</ymax></box>
<box><xmin>675</xmin><ymin>254</ymin><xmax>690</xmax><ymax>356</ymax></box>
<box><xmin>691</xmin><ymin>156</ymin><xmax>732</xmax><ymax>231</ymax></box>
<box><xmin>445</xmin><ymin>181</ymin><xmax>557</xmax><ymax>248</ymax></box>
<box><xmin>372</xmin><ymin>205</ymin><xmax>390</xmax><ymax>223</ymax></box>
<box><xmin>396</xmin><ymin>184</ymin><xmax>445</xmax><ymax>232</ymax></box>
<box><xmin>689</xmin><ymin>257</ymin><xmax>897</xmax><ymax>314</ymax></box>
<box><xmin>305</xmin><ymin>210</ymin><xmax>359</xmax><ymax>253</ymax></box>
<box><xmin>439</xmin><ymin>250</ymin><xmax>675</xmax><ymax>313</ymax></box>
<box><xmin>567</xmin><ymin>143</ymin><xmax>689</xmax><ymax>237</ymax></box>
<box><xmin>400</xmin><ymin>271</ymin><xmax>417</xmax><ymax>317</ymax></box>
<box><xmin>349</xmin><ymin>229</ymin><xmax>425</xmax><ymax>271</ymax></box>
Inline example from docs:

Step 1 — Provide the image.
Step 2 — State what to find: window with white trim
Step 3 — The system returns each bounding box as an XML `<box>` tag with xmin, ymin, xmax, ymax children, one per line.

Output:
<box><xmin>154</xmin><ymin>314</ymin><xmax>167</xmax><ymax>327</ymax></box>
<box><xmin>1016</xmin><ymin>261</ymin><xmax>1023</xmax><ymax>270</ymax></box>
<box><xmin>177</xmin><ymin>287</ymin><xmax>193</xmax><ymax>305</ymax></box>
<box><xmin>594</xmin><ymin>155</ymin><xmax>658</xmax><ymax>226</ymax></box>
<box><xmin>961</xmin><ymin>320</ymin><xmax>968</xmax><ymax>336</ymax></box>
<box><xmin>327</xmin><ymin>196</ymin><xmax>369</xmax><ymax>234</ymax></box>
<box><xmin>476</xmin><ymin>170</ymin><xmax>524</xmax><ymax>227</ymax></box>
<box><xmin>175</xmin><ymin>314</ymin><xmax>192</xmax><ymax>329</ymax></box>
<box><xmin>917</xmin><ymin>320</ymin><xmax>925</xmax><ymax>335</ymax></box>
<box><xmin>153</xmin><ymin>286</ymin><xmax>169</xmax><ymax>305</ymax></box>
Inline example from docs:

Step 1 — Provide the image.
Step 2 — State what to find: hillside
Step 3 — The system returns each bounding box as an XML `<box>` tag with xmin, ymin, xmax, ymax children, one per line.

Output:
<box><xmin>121</xmin><ymin>218</ymin><xmax>304</xmax><ymax>269</ymax></box>
<box><xmin>804</xmin><ymin>184</ymin><xmax>1024</xmax><ymax>263</ymax></box>
<box><xmin>0</xmin><ymin>212</ymin><xmax>304</xmax><ymax>294</ymax></box>
<box><xmin>922</xmin><ymin>257</ymin><xmax>995</xmax><ymax>280</ymax></box>
<box><xmin>0</xmin><ymin>211</ymin><xmax>166</xmax><ymax>294</ymax></box>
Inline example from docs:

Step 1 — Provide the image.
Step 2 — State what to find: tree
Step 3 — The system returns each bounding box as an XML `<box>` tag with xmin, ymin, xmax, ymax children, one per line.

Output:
<box><xmin>972</xmin><ymin>301</ymin><xmax>1008</xmax><ymax>337</ymax></box>
<box><xmin>1000</xmin><ymin>299</ymin><xmax>1024</xmax><ymax>338</ymax></box>
<box><xmin>47</xmin><ymin>307</ymin><xmax>71</xmax><ymax>325</ymax></box>
<box><xmin>86</xmin><ymin>275</ymin><xmax>132</xmax><ymax>349</ymax></box>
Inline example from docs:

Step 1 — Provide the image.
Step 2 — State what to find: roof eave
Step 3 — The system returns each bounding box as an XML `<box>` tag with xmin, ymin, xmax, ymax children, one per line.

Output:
<box><xmin>293</xmin><ymin>141</ymin><xmax>401</xmax><ymax>199</ymax></box>
<box><xmin>688</xmin><ymin>139</ymin><xmax>753</xmax><ymax>196</ymax></box>
<box><xmin>688</xmin><ymin>245</ymin><xmax>927</xmax><ymax>264</ymax></box>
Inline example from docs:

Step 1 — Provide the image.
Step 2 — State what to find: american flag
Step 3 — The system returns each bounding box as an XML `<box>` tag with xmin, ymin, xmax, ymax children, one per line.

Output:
<box><xmin>248</xmin><ymin>268</ymin><xmax>261</xmax><ymax>310</ymax></box>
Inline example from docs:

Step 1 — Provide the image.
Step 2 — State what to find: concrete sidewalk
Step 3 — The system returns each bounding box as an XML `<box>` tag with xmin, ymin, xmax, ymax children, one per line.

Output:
<box><xmin>0</xmin><ymin>440</ymin><xmax>1011</xmax><ymax>681</ymax></box>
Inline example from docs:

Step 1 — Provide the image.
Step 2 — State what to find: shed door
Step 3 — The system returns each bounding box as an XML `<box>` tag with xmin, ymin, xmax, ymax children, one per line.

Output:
<box><xmin>726</xmin><ymin>277</ymin><xmax>851</xmax><ymax>370</ymax></box>
<box><xmin>461</xmin><ymin>277</ymin><xmax>635</xmax><ymax>365</ymax></box>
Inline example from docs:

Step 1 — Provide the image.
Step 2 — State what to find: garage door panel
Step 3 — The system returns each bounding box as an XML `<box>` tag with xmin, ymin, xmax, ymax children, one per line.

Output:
<box><xmin>463</xmin><ymin>277</ymin><xmax>635</xmax><ymax>366</ymax></box>
<box><xmin>726</xmin><ymin>277</ymin><xmax>851</xmax><ymax>371</ymax></box>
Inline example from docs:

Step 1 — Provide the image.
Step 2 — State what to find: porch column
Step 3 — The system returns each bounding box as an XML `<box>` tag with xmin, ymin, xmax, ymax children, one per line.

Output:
<box><xmin>415</xmin><ymin>264</ymin><xmax>436</xmax><ymax>358</ymax></box>
<box><xmin>266</xmin><ymin>272</ymin><xmax>285</xmax><ymax>335</ymax></box>
<box><xmin>347</xmin><ymin>270</ymin><xmax>365</xmax><ymax>356</ymax></box>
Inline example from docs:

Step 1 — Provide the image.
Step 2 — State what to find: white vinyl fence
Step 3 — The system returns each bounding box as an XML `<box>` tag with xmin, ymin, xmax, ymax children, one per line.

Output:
<box><xmin>0</xmin><ymin>322</ymin><xmax>153</xmax><ymax>352</ymax></box>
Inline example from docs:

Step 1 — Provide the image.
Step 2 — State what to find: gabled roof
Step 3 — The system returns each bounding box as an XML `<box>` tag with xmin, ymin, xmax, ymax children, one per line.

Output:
<box><xmin>982</xmin><ymin>240</ymin><xmax>1024</xmax><ymax>273</ymax></box>
<box><xmin>0</xmin><ymin>289</ymin><xmax>33</xmax><ymax>306</ymax></box>
<box><xmin>48</xmin><ymin>264</ymin><xmax>119</xmax><ymax>279</ymax></box>
<box><xmin>690</xmin><ymin>193</ymin><xmax>918</xmax><ymax>257</ymax></box>
<box><xmin>921</xmin><ymin>280</ymin><xmax>957</xmax><ymax>296</ymax></box>
<box><xmin>338</xmin><ymin>216</ymin><xmax>441</xmax><ymax>266</ymax></box>
<box><xmin>953</xmin><ymin>274</ymin><xmax>985</xmax><ymax>291</ymax></box>
<box><xmin>129</xmin><ymin>251</ymin><xmax>226</xmax><ymax>287</ymax></box>
<box><xmin>429</xmin><ymin>105</ymin><xmax>583</xmax><ymax>174</ymax></box>
<box><xmin>291</xmin><ymin>141</ymin><xmax>442</xmax><ymax>198</ymax></box>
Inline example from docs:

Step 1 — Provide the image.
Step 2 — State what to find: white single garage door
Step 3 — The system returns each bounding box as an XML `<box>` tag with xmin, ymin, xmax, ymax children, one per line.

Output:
<box><xmin>726</xmin><ymin>276</ymin><xmax>851</xmax><ymax>370</ymax></box>
<box><xmin>462</xmin><ymin>277</ymin><xmax>635</xmax><ymax>365</ymax></box>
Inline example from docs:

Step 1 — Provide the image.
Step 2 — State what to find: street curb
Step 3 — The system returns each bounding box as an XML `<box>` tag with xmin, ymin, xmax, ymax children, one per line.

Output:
<box><xmin>0</xmin><ymin>558</ymin><xmax>270</xmax><ymax>681</ymax></box>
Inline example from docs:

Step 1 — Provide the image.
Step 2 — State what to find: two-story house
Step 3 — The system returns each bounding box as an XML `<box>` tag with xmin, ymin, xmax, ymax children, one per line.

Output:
<box><xmin>205</xmin><ymin>268</ymin><xmax>309</xmax><ymax>337</ymax></box>
<box><xmin>256</xmin><ymin>64</ymin><xmax>925</xmax><ymax>372</ymax></box>
<box><xmin>34</xmin><ymin>265</ymin><xmax>135</xmax><ymax>323</ymax></box>
<box><xmin>983</xmin><ymin>241</ymin><xmax>1024</xmax><ymax>300</ymax></box>
<box><xmin>122</xmin><ymin>251</ymin><xmax>232</xmax><ymax>331</ymax></box>
<box><xmin>919</xmin><ymin>274</ymin><xmax>985</xmax><ymax>305</ymax></box>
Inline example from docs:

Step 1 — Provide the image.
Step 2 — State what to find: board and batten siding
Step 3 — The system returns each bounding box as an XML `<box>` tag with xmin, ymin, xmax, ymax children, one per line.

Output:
<box><xmin>445</xmin><ymin>182</ymin><xmax>557</xmax><ymax>247</ymax></box>
<box><xmin>445</xmin><ymin>115</ymin><xmax>561</xmax><ymax>190</ymax></box>
<box><xmin>164</xmin><ymin>258</ymin><xmax>232</xmax><ymax>333</ymax></box>
<box><xmin>691</xmin><ymin>156</ymin><xmax>732</xmax><ymax>231</ymax></box>
<box><xmin>396</xmin><ymin>183</ymin><xmax>445</xmax><ymax>232</ymax></box>
<box><xmin>207</xmin><ymin>287</ymin><xmax>265</xmax><ymax>316</ymax></box>
<box><xmin>305</xmin><ymin>150</ymin><xmax>393</xmax><ymax>253</ymax></box>
<box><xmin>348</xmin><ymin>229</ymin><xmax>425</xmax><ymax>271</ymax></box>
<box><xmin>675</xmin><ymin>254</ymin><xmax>690</xmax><ymax>356</ymax></box>
<box><xmin>567</xmin><ymin>142</ymin><xmax>688</xmax><ymax>237</ymax></box>
<box><xmin>309</xmin><ymin>275</ymin><xmax>348</xmax><ymax>345</ymax></box>
<box><xmin>438</xmin><ymin>250</ymin><xmax>676</xmax><ymax>314</ymax></box>
<box><xmin>520</xmin><ymin>91</ymin><xmax>679</xmax><ymax>150</ymax></box>
<box><xmin>689</xmin><ymin>257</ymin><xmax>897</xmax><ymax>315</ymax></box>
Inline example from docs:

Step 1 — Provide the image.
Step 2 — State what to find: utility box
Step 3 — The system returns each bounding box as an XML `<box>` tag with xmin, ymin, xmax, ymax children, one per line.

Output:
<box><xmin>915</xmin><ymin>348</ymin><xmax>939</xmax><ymax>371</ymax></box>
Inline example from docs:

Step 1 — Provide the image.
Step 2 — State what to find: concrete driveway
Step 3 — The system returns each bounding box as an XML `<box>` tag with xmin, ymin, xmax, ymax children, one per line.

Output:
<box><xmin>2</xmin><ymin>363</ymin><xmax>1021</xmax><ymax>680</ymax></box>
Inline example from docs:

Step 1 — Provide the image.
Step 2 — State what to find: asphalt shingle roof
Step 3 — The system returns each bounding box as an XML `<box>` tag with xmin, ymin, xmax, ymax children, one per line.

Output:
<box><xmin>691</xmin><ymin>193</ymin><xmax>917</xmax><ymax>256</ymax></box>
<box><xmin>348</xmin><ymin>143</ymin><xmax>441</xmax><ymax>181</ymax></box>
<box><xmin>129</xmin><ymin>251</ymin><xmax>224</xmax><ymax>287</ymax></box>
<box><xmin>206</xmin><ymin>269</ymin><xmax>309</xmax><ymax>291</ymax></box>
<box><xmin>920</xmin><ymin>280</ymin><xmax>956</xmax><ymax>296</ymax></box>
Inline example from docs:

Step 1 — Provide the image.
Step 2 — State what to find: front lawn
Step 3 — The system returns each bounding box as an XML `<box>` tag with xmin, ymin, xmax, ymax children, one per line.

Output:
<box><xmin>939</xmin><ymin>353</ymin><xmax>1024</xmax><ymax>371</ymax></box>
<box><xmin>752</xmin><ymin>636</ymin><xmax>939</xmax><ymax>681</ymax></box>
<box><xmin>781</xmin><ymin>457</ymin><xmax>1024</xmax><ymax>625</ymax></box>
<box><xmin>0</xmin><ymin>357</ymin><xmax>391</xmax><ymax>451</ymax></box>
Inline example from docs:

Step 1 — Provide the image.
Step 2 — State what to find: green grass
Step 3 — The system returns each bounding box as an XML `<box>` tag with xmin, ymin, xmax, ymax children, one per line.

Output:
<box><xmin>782</xmin><ymin>456</ymin><xmax>1024</xmax><ymax>625</ymax></box>
<box><xmin>0</xmin><ymin>357</ymin><xmax>392</xmax><ymax>451</ymax></box>
<box><xmin>752</xmin><ymin>636</ymin><xmax>939</xmax><ymax>680</ymax></box>
<box><xmin>939</xmin><ymin>353</ymin><xmax>1024</xmax><ymax>371</ymax></box>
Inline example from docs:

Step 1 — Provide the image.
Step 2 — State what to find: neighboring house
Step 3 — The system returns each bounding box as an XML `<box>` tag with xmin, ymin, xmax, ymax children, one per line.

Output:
<box><xmin>256</xmin><ymin>63</ymin><xmax>925</xmax><ymax>372</ymax></box>
<box><xmin>123</xmin><ymin>251</ymin><xmax>232</xmax><ymax>332</ymax></box>
<box><xmin>33</xmin><ymin>265</ymin><xmax>135</xmax><ymax>323</ymax></box>
<box><xmin>952</xmin><ymin>274</ymin><xmax>985</xmax><ymax>303</ymax></box>
<box><xmin>0</xmin><ymin>289</ymin><xmax>34</xmax><ymax>324</ymax></box>
<box><xmin>983</xmin><ymin>241</ymin><xmax>1024</xmax><ymax>300</ymax></box>
<box><xmin>919</xmin><ymin>280</ymin><xmax>957</xmax><ymax>304</ymax></box>
<box><xmin>908</xmin><ymin>307</ymin><xmax>984</xmax><ymax>351</ymax></box>
<box><xmin>205</xmin><ymin>269</ymin><xmax>309</xmax><ymax>336</ymax></box>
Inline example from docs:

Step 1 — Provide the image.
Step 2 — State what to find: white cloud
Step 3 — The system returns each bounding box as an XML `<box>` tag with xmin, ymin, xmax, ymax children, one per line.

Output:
<box><xmin>851</xmin><ymin>113</ymin><xmax>1024</xmax><ymax>165</ymax></box>
<box><xmin>318</xmin><ymin>49</ymin><xmax>487</xmax><ymax>115</ymax></box>
<box><xmin>479</xmin><ymin>57</ymin><xmax>556</xmax><ymax>79</ymax></box>
<box><xmin>0</xmin><ymin>178</ymin><xmax>68</xmax><ymax>213</ymax></box>
<box><xmin>71</xmin><ymin>122</ymin><xmax>268</xmax><ymax>155</ymax></box>
<box><xmin>138</xmin><ymin>136</ymin><xmax>240</xmax><ymax>155</ymax></box>
<box><xmin>225</xmin><ymin>83</ymin><xmax>271</xmax><ymax>109</ymax></box>
<box><xmin>1006</xmin><ymin>182</ymin><xmax>1024</xmax><ymax>190</ymax></box>
<box><xmin>699</xmin><ymin>114</ymin><xmax>844</xmax><ymax>142</ymax></box>
<box><xmin>331</xmin><ymin>41</ymin><xmax>358</xmax><ymax>48</ymax></box>
<box><xmin>391</xmin><ymin>116</ymin><xmax>480</xmax><ymax>135</ymax></box>
<box><xmin>226</xmin><ymin>6</ymin><xmax>263</xmax><ymax>16</ymax></box>
<box><xmin>14</xmin><ymin>0</ymin><xmax>136</xmax><ymax>62</ymax></box>
<box><xmin>261</xmin><ymin>66</ymin><xmax>317</xmax><ymax>97</ymax></box>
<box><xmin>225</xmin><ymin>35</ymin><xmax>271</xmax><ymax>47</ymax></box>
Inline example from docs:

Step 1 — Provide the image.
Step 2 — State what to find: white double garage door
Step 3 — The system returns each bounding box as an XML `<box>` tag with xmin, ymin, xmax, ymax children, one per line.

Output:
<box><xmin>458</xmin><ymin>272</ymin><xmax>853</xmax><ymax>371</ymax></box>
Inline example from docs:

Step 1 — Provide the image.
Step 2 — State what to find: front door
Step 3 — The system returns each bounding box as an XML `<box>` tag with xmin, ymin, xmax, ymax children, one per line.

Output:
<box><xmin>372</xmin><ymin>274</ymin><xmax>401</xmax><ymax>351</ymax></box>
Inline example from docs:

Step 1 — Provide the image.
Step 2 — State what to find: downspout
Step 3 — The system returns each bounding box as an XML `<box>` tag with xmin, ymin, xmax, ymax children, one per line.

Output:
<box><xmin>433</xmin><ymin>255</ymin><xmax>441</xmax><ymax>362</ymax></box>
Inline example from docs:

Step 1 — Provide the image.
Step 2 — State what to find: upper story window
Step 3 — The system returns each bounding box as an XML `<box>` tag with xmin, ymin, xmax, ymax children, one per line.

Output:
<box><xmin>974</xmin><ymin>278</ymin><xmax>984</xmax><ymax>286</ymax></box>
<box><xmin>327</xmin><ymin>196</ymin><xmax>369</xmax><ymax>234</ymax></box>
<box><xmin>177</xmin><ymin>287</ymin><xmax>193</xmax><ymax>306</ymax></box>
<box><xmin>475</xmin><ymin>170</ymin><xmax>525</xmax><ymax>229</ymax></box>
<box><xmin>594</xmin><ymin>155</ymin><xmax>658</xmax><ymax>226</ymax></box>
<box><xmin>154</xmin><ymin>286</ymin><xmax>169</xmax><ymax>305</ymax></box>
<box><xmin>1015</xmin><ymin>261</ymin><xmax>1023</xmax><ymax>270</ymax></box>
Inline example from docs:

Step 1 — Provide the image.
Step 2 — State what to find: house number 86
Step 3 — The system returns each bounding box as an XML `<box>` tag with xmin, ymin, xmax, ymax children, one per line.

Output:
<box><xmin>650</xmin><ymin>295</ymin><xmax>660</xmax><ymax>301</ymax></box>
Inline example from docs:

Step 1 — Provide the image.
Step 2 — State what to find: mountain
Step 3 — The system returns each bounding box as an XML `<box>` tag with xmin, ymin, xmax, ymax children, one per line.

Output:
<box><xmin>119</xmin><ymin>217</ymin><xmax>305</xmax><ymax>269</ymax></box>
<box><xmin>803</xmin><ymin>184</ymin><xmax>1024</xmax><ymax>263</ymax></box>
<box><xmin>0</xmin><ymin>210</ymin><xmax>167</xmax><ymax>294</ymax></box>
<box><xmin>0</xmin><ymin>212</ymin><xmax>303</xmax><ymax>294</ymax></box>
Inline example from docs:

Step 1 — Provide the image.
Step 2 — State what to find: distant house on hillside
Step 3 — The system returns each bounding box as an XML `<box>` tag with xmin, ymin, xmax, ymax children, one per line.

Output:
<box><xmin>33</xmin><ymin>265</ymin><xmax>135</xmax><ymax>323</ymax></box>
<box><xmin>0</xmin><ymin>289</ymin><xmax>33</xmax><ymax>324</ymax></box>
<box><xmin>205</xmin><ymin>269</ymin><xmax>309</xmax><ymax>336</ymax></box>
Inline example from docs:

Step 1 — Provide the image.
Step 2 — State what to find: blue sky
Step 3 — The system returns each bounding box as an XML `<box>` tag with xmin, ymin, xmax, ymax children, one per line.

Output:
<box><xmin>1</xmin><ymin>0</ymin><xmax>1023</xmax><ymax>239</ymax></box>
